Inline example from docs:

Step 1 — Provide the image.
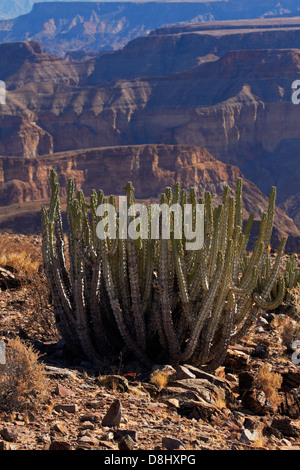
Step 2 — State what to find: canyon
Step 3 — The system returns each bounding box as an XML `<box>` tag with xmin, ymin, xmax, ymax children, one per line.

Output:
<box><xmin>0</xmin><ymin>144</ymin><xmax>299</xmax><ymax>251</ymax></box>
<box><xmin>1</xmin><ymin>2</ymin><xmax>300</xmax><ymax>56</ymax></box>
<box><xmin>0</xmin><ymin>13</ymin><xmax>299</xmax><ymax>250</ymax></box>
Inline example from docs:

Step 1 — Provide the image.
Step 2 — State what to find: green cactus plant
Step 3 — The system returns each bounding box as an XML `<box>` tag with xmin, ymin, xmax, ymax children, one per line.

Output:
<box><xmin>271</xmin><ymin>254</ymin><xmax>300</xmax><ymax>318</ymax></box>
<box><xmin>41</xmin><ymin>171</ymin><xmax>287</xmax><ymax>371</ymax></box>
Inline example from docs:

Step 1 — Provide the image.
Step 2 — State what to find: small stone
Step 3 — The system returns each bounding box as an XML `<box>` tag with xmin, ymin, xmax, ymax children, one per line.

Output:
<box><xmin>162</xmin><ymin>436</ymin><xmax>184</xmax><ymax>450</ymax></box>
<box><xmin>118</xmin><ymin>434</ymin><xmax>136</xmax><ymax>450</ymax></box>
<box><xmin>52</xmin><ymin>422</ymin><xmax>68</xmax><ymax>435</ymax></box>
<box><xmin>252</xmin><ymin>344</ymin><xmax>269</xmax><ymax>359</ymax></box>
<box><xmin>238</xmin><ymin>371</ymin><xmax>254</xmax><ymax>390</ymax></box>
<box><xmin>102</xmin><ymin>399</ymin><xmax>122</xmax><ymax>428</ymax></box>
<box><xmin>49</xmin><ymin>440</ymin><xmax>73</xmax><ymax>450</ymax></box>
<box><xmin>164</xmin><ymin>398</ymin><xmax>180</xmax><ymax>409</ymax></box>
<box><xmin>225</xmin><ymin>373</ymin><xmax>238</xmax><ymax>384</ymax></box>
<box><xmin>101</xmin><ymin>431</ymin><xmax>114</xmax><ymax>441</ymax></box>
<box><xmin>0</xmin><ymin>428</ymin><xmax>17</xmax><ymax>443</ymax></box>
<box><xmin>240</xmin><ymin>429</ymin><xmax>259</xmax><ymax>444</ymax></box>
<box><xmin>114</xmin><ymin>429</ymin><xmax>138</xmax><ymax>442</ymax></box>
<box><xmin>77</xmin><ymin>435</ymin><xmax>98</xmax><ymax>446</ymax></box>
<box><xmin>176</xmin><ymin>365</ymin><xmax>196</xmax><ymax>380</ymax></box>
<box><xmin>88</xmin><ymin>400</ymin><xmax>102</xmax><ymax>409</ymax></box>
<box><xmin>257</xmin><ymin>316</ymin><xmax>269</xmax><ymax>327</ymax></box>
<box><xmin>80</xmin><ymin>413</ymin><xmax>99</xmax><ymax>423</ymax></box>
<box><xmin>0</xmin><ymin>440</ymin><xmax>11</xmax><ymax>450</ymax></box>
<box><xmin>79</xmin><ymin>421</ymin><xmax>95</xmax><ymax>430</ymax></box>
<box><xmin>281</xmin><ymin>438</ymin><xmax>292</xmax><ymax>447</ymax></box>
<box><xmin>54</xmin><ymin>384</ymin><xmax>74</xmax><ymax>397</ymax></box>
<box><xmin>26</xmin><ymin>411</ymin><xmax>39</xmax><ymax>423</ymax></box>
<box><xmin>53</xmin><ymin>404</ymin><xmax>78</xmax><ymax>414</ymax></box>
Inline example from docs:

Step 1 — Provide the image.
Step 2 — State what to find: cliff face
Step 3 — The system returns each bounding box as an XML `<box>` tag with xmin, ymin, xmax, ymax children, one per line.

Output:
<box><xmin>0</xmin><ymin>19</ymin><xmax>300</xmax><ymax>244</ymax></box>
<box><xmin>1</xmin><ymin>37</ymin><xmax>300</xmax><ymax>213</ymax></box>
<box><xmin>1</xmin><ymin>1</ymin><xmax>300</xmax><ymax>55</ymax></box>
<box><xmin>0</xmin><ymin>144</ymin><xmax>298</xmax><ymax>250</ymax></box>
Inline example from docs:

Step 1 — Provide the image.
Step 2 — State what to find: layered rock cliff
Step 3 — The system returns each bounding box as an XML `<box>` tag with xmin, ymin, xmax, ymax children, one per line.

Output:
<box><xmin>2</xmin><ymin>1</ymin><xmax>300</xmax><ymax>55</ymax></box>
<box><xmin>0</xmin><ymin>144</ymin><xmax>298</xmax><ymax>251</ymax></box>
<box><xmin>0</xmin><ymin>19</ymin><xmax>300</xmax><ymax>246</ymax></box>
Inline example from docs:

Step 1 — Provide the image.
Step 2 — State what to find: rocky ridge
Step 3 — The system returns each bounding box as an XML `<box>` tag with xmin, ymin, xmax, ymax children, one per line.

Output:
<box><xmin>1</xmin><ymin>1</ymin><xmax>300</xmax><ymax>55</ymax></box>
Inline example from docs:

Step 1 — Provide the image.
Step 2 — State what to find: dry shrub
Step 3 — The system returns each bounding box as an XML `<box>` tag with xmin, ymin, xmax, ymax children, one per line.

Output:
<box><xmin>149</xmin><ymin>369</ymin><xmax>171</xmax><ymax>390</ymax></box>
<box><xmin>21</xmin><ymin>273</ymin><xmax>59</xmax><ymax>342</ymax></box>
<box><xmin>277</xmin><ymin>316</ymin><xmax>300</xmax><ymax>352</ymax></box>
<box><xmin>0</xmin><ymin>337</ymin><xmax>49</xmax><ymax>411</ymax></box>
<box><xmin>0</xmin><ymin>234</ymin><xmax>41</xmax><ymax>277</ymax></box>
<box><xmin>0</xmin><ymin>234</ymin><xmax>59</xmax><ymax>342</ymax></box>
<box><xmin>254</xmin><ymin>363</ymin><xmax>283</xmax><ymax>405</ymax></box>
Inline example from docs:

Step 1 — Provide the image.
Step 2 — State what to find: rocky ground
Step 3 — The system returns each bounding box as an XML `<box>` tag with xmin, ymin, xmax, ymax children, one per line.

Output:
<box><xmin>0</xmin><ymin>234</ymin><xmax>300</xmax><ymax>451</ymax></box>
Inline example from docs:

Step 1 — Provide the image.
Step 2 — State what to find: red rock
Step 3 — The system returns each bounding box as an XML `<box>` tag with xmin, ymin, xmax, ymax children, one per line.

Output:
<box><xmin>49</xmin><ymin>440</ymin><xmax>73</xmax><ymax>451</ymax></box>
<box><xmin>53</xmin><ymin>404</ymin><xmax>78</xmax><ymax>414</ymax></box>
<box><xmin>54</xmin><ymin>384</ymin><xmax>74</xmax><ymax>397</ymax></box>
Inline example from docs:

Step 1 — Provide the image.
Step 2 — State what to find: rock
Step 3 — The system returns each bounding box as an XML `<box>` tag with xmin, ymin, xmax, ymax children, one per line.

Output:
<box><xmin>252</xmin><ymin>344</ymin><xmax>269</xmax><ymax>359</ymax></box>
<box><xmin>54</xmin><ymin>384</ymin><xmax>75</xmax><ymax>397</ymax></box>
<box><xmin>51</xmin><ymin>422</ymin><xmax>68</xmax><ymax>435</ymax></box>
<box><xmin>77</xmin><ymin>435</ymin><xmax>99</xmax><ymax>446</ymax></box>
<box><xmin>182</xmin><ymin>366</ymin><xmax>230</xmax><ymax>388</ymax></box>
<box><xmin>0</xmin><ymin>267</ymin><xmax>21</xmax><ymax>291</ymax></box>
<box><xmin>53</xmin><ymin>404</ymin><xmax>78</xmax><ymax>414</ymax></box>
<box><xmin>178</xmin><ymin>399</ymin><xmax>221</xmax><ymax>422</ymax></box>
<box><xmin>167</xmin><ymin>378</ymin><xmax>228</xmax><ymax>407</ymax></box>
<box><xmin>113</xmin><ymin>429</ymin><xmax>138</xmax><ymax>442</ymax></box>
<box><xmin>45</xmin><ymin>366</ymin><xmax>77</xmax><ymax>380</ymax></box>
<box><xmin>176</xmin><ymin>365</ymin><xmax>196</xmax><ymax>380</ymax></box>
<box><xmin>238</xmin><ymin>371</ymin><xmax>255</xmax><ymax>391</ymax></box>
<box><xmin>79</xmin><ymin>422</ymin><xmax>95</xmax><ymax>431</ymax></box>
<box><xmin>256</xmin><ymin>316</ymin><xmax>269</xmax><ymax>327</ymax></box>
<box><xmin>118</xmin><ymin>435</ymin><xmax>136</xmax><ymax>450</ymax></box>
<box><xmin>281</xmin><ymin>370</ymin><xmax>300</xmax><ymax>390</ymax></box>
<box><xmin>26</xmin><ymin>411</ymin><xmax>39</xmax><ymax>423</ymax></box>
<box><xmin>163</xmin><ymin>398</ymin><xmax>180</xmax><ymax>409</ymax></box>
<box><xmin>241</xmin><ymin>390</ymin><xmax>274</xmax><ymax>416</ymax></box>
<box><xmin>225</xmin><ymin>373</ymin><xmax>238</xmax><ymax>385</ymax></box>
<box><xmin>162</xmin><ymin>436</ymin><xmax>184</xmax><ymax>450</ymax></box>
<box><xmin>279</xmin><ymin>391</ymin><xmax>300</xmax><ymax>419</ymax></box>
<box><xmin>224</xmin><ymin>348</ymin><xmax>250</xmax><ymax>372</ymax></box>
<box><xmin>0</xmin><ymin>440</ymin><xmax>11</xmax><ymax>450</ymax></box>
<box><xmin>271</xmin><ymin>417</ymin><xmax>300</xmax><ymax>438</ymax></box>
<box><xmin>102</xmin><ymin>399</ymin><xmax>122</xmax><ymax>428</ymax></box>
<box><xmin>281</xmin><ymin>438</ymin><xmax>292</xmax><ymax>447</ymax></box>
<box><xmin>49</xmin><ymin>440</ymin><xmax>73</xmax><ymax>450</ymax></box>
<box><xmin>80</xmin><ymin>413</ymin><xmax>99</xmax><ymax>423</ymax></box>
<box><xmin>239</xmin><ymin>429</ymin><xmax>259</xmax><ymax>444</ymax></box>
<box><xmin>0</xmin><ymin>427</ymin><xmax>17</xmax><ymax>443</ymax></box>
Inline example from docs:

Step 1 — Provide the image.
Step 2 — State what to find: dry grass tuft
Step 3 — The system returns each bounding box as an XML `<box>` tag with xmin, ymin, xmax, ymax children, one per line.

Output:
<box><xmin>277</xmin><ymin>316</ymin><xmax>300</xmax><ymax>352</ymax></box>
<box><xmin>254</xmin><ymin>363</ymin><xmax>283</xmax><ymax>405</ymax></box>
<box><xmin>149</xmin><ymin>369</ymin><xmax>170</xmax><ymax>391</ymax></box>
<box><xmin>0</xmin><ymin>234</ymin><xmax>59</xmax><ymax>342</ymax></box>
<box><xmin>0</xmin><ymin>337</ymin><xmax>49</xmax><ymax>412</ymax></box>
<box><xmin>0</xmin><ymin>234</ymin><xmax>41</xmax><ymax>277</ymax></box>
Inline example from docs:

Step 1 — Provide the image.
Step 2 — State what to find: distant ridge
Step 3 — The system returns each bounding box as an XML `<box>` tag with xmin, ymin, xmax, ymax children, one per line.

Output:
<box><xmin>0</xmin><ymin>1</ymin><xmax>300</xmax><ymax>56</ymax></box>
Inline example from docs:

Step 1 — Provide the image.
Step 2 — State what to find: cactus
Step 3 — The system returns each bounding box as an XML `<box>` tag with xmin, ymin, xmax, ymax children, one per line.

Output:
<box><xmin>41</xmin><ymin>171</ymin><xmax>287</xmax><ymax>371</ymax></box>
<box><xmin>271</xmin><ymin>254</ymin><xmax>300</xmax><ymax>318</ymax></box>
